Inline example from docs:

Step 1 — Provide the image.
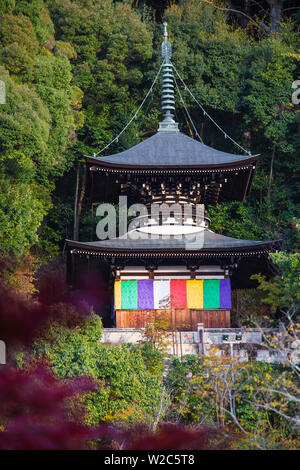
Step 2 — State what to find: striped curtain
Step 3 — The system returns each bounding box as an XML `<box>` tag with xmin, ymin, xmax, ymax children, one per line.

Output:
<box><xmin>114</xmin><ymin>279</ymin><xmax>231</xmax><ymax>310</ymax></box>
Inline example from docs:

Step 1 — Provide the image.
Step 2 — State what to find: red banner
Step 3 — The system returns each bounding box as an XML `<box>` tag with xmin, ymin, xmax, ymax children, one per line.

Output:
<box><xmin>170</xmin><ymin>280</ymin><xmax>187</xmax><ymax>308</ymax></box>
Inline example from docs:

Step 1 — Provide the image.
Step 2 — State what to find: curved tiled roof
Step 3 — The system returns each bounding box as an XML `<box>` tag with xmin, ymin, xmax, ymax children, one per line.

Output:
<box><xmin>87</xmin><ymin>131</ymin><xmax>258</xmax><ymax>169</ymax></box>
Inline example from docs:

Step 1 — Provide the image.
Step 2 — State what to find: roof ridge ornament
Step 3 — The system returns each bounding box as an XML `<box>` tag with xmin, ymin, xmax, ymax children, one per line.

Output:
<box><xmin>158</xmin><ymin>22</ymin><xmax>179</xmax><ymax>133</ymax></box>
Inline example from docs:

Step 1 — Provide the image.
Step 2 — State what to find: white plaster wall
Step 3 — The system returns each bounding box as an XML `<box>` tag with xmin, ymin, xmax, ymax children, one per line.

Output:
<box><xmin>101</xmin><ymin>328</ymin><xmax>143</xmax><ymax>345</ymax></box>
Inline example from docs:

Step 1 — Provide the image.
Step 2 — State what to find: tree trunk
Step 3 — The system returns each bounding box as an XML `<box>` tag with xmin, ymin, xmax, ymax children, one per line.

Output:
<box><xmin>74</xmin><ymin>161</ymin><xmax>87</xmax><ymax>242</ymax></box>
<box><xmin>266</xmin><ymin>144</ymin><xmax>276</xmax><ymax>229</ymax></box>
<box><xmin>73</xmin><ymin>162</ymin><xmax>80</xmax><ymax>241</ymax></box>
<box><xmin>267</xmin><ymin>144</ymin><xmax>276</xmax><ymax>200</ymax></box>
<box><xmin>200</xmin><ymin>121</ymin><xmax>205</xmax><ymax>142</ymax></box>
<box><xmin>152</xmin><ymin>385</ymin><xmax>167</xmax><ymax>432</ymax></box>
<box><xmin>241</xmin><ymin>0</ymin><xmax>250</xmax><ymax>28</ymax></box>
<box><xmin>267</xmin><ymin>0</ymin><xmax>283</xmax><ymax>36</ymax></box>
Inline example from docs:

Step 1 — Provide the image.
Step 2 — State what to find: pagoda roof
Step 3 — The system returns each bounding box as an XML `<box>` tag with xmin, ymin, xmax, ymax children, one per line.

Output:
<box><xmin>67</xmin><ymin>229</ymin><xmax>280</xmax><ymax>257</ymax></box>
<box><xmin>86</xmin><ymin>131</ymin><xmax>258</xmax><ymax>171</ymax></box>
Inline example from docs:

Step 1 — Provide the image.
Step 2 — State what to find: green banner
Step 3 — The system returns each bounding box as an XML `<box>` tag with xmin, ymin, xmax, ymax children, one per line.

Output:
<box><xmin>121</xmin><ymin>280</ymin><xmax>138</xmax><ymax>309</ymax></box>
<box><xmin>203</xmin><ymin>280</ymin><xmax>220</xmax><ymax>309</ymax></box>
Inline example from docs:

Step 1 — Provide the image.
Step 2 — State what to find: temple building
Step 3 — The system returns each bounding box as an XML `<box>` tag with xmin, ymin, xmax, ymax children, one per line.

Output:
<box><xmin>66</xmin><ymin>24</ymin><xmax>281</xmax><ymax>332</ymax></box>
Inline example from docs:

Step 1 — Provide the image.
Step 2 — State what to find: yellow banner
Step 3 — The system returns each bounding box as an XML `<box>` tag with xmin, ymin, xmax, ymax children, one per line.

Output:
<box><xmin>186</xmin><ymin>280</ymin><xmax>203</xmax><ymax>309</ymax></box>
<box><xmin>114</xmin><ymin>281</ymin><xmax>121</xmax><ymax>310</ymax></box>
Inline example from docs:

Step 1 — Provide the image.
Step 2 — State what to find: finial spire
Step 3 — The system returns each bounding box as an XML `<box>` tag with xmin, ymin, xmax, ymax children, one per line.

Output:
<box><xmin>158</xmin><ymin>22</ymin><xmax>178</xmax><ymax>132</ymax></box>
<box><xmin>163</xmin><ymin>21</ymin><xmax>168</xmax><ymax>40</ymax></box>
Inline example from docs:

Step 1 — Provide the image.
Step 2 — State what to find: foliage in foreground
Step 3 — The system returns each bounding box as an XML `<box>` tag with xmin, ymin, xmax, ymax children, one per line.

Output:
<box><xmin>0</xmin><ymin>274</ymin><xmax>297</xmax><ymax>450</ymax></box>
<box><xmin>14</xmin><ymin>308</ymin><xmax>299</xmax><ymax>450</ymax></box>
<box><xmin>0</xmin><ymin>362</ymin><xmax>233</xmax><ymax>450</ymax></box>
<box><xmin>18</xmin><ymin>314</ymin><xmax>166</xmax><ymax>427</ymax></box>
<box><xmin>0</xmin><ymin>284</ymin><xmax>235</xmax><ymax>450</ymax></box>
<box><xmin>165</xmin><ymin>352</ymin><xmax>300</xmax><ymax>450</ymax></box>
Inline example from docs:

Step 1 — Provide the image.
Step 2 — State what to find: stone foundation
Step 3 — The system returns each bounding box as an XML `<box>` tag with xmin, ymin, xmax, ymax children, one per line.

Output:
<box><xmin>101</xmin><ymin>325</ymin><xmax>285</xmax><ymax>363</ymax></box>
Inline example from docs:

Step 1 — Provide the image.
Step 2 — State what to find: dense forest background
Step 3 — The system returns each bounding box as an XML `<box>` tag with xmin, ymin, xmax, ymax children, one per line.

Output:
<box><xmin>0</xmin><ymin>1</ymin><xmax>299</xmax><ymax>450</ymax></box>
<box><xmin>0</xmin><ymin>0</ymin><xmax>299</xmax><ymax>290</ymax></box>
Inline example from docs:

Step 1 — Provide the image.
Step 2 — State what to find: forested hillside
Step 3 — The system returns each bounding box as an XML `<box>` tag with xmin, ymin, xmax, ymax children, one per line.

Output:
<box><xmin>0</xmin><ymin>1</ymin><xmax>300</xmax><ymax>451</ymax></box>
<box><xmin>0</xmin><ymin>0</ymin><xmax>299</xmax><ymax>288</ymax></box>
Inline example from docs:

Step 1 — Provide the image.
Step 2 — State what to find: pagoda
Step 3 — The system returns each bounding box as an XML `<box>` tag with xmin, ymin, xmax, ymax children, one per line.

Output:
<box><xmin>66</xmin><ymin>24</ymin><xmax>281</xmax><ymax>330</ymax></box>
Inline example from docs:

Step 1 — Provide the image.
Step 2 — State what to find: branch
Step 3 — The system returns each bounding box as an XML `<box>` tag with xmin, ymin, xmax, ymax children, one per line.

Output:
<box><xmin>250</xmin><ymin>319</ymin><xmax>300</xmax><ymax>378</ymax></box>
<box><xmin>249</xmin><ymin>0</ymin><xmax>268</xmax><ymax>15</ymax></box>
<box><xmin>220</xmin><ymin>406</ymin><xmax>248</xmax><ymax>434</ymax></box>
<box><xmin>198</xmin><ymin>0</ymin><xmax>270</xmax><ymax>32</ymax></box>
<box><xmin>245</xmin><ymin>400</ymin><xmax>300</xmax><ymax>424</ymax></box>
<box><xmin>152</xmin><ymin>385</ymin><xmax>169</xmax><ymax>432</ymax></box>
<box><xmin>283</xmin><ymin>7</ymin><xmax>300</xmax><ymax>13</ymax></box>
<box><xmin>260</xmin><ymin>387</ymin><xmax>300</xmax><ymax>404</ymax></box>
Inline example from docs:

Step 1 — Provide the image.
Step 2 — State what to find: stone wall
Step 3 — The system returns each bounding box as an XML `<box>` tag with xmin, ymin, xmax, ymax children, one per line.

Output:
<box><xmin>101</xmin><ymin>326</ymin><xmax>284</xmax><ymax>363</ymax></box>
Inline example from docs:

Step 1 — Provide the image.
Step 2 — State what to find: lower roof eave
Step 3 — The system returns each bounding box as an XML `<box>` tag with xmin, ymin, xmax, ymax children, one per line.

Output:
<box><xmin>66</xmin><ymin>240</ymin><xmax>282</xmax><ymax>258</ymax></box>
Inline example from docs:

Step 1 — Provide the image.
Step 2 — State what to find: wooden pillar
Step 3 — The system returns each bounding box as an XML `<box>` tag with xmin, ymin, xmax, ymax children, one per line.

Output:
<box><xmin>66</xmin><ymin>249</ymin><xmax>72</xmax><ymax>287</ymax></box>
<box><xmin>171</xmin><ymin>308</ymin><xmax>175</xmax><ymax>329</ymax></box>
<box><xmin>224</xmin><ymin>269</ymin><xmax>231</xmax><ymax>327</ymax></box>
<box><xmin>148</xmin><ymin>269</ymin><xmax>154</xmax><ymax>280</ymax></box>
<box><xmin>70</xmin><ymin>252</ymin><xmax>75</xmax><ymax>288</ymax></box>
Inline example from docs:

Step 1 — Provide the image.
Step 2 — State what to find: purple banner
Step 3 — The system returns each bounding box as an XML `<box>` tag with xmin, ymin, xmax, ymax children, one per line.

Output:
<box><xmin>138</xmin><ymin>280</ymin><xmax>154</xmax><ymax>309</ymax></box>
<box><xmin>219</xmin><ymin>279</ymin><xmax>231</xmax><ymax>309</ymax></box>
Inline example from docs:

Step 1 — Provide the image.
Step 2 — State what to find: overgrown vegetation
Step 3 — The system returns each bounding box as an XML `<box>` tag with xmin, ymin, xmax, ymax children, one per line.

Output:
<box><xmin>0</xmin><ymin>0</ymin><xmax>299</xmax><ymax>450</ymax></box>
<box><xmin>0</xmin><ymin>250</ymin><xmax>299</xmax><ymax>449</ymax></box>
<box><xmin>19</xmin><ymin>314</ymin><xmax>166</xmax><ymax>427</ymax></box>
<box><xmin>13</xmin><ymin>307</ymin><xmax>299</xmax><ymax>449</ymax></box>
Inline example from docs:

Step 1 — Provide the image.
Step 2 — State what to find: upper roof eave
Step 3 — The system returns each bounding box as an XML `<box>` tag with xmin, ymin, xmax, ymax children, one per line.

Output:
<box><xmin>85</xmin><ymin>131</ymin><xmax>259</xmax><ymax>172</ymax></box>
<box><xmin>85</xmin><ymin>153</ymin><xmax>259</xmax><ymax>171</ymax></box>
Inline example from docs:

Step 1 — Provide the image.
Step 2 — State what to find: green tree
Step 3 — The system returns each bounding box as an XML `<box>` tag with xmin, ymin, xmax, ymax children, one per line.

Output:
<box><xmin>24</xmin><ymin>312</ymin><xmax>165</xmax><ymax>426</ymax></box>
<box><xmin>252</xmin><ymin>252</ymin><xmax>300</xmax><ymax>316</ymax></box>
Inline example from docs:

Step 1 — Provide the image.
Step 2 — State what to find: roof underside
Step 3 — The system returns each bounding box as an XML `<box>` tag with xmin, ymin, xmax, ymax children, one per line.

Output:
<box><xmin>87</xmin><ymin>131</ymin><xmax>257</xmax><ymax>169</ymax></box>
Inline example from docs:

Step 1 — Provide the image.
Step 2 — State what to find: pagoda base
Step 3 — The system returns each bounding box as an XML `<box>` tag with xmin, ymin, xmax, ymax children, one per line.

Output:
<box><xmin>115</xmin><ymin>308</ymin><xmax>230</xmax><ymax>330</ymax></box>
